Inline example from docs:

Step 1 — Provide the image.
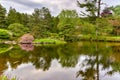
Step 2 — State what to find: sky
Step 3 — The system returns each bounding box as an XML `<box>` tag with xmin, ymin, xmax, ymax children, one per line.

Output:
<box><xmin>0</xmin><ymin>0</ymin><xmax>120</xmax><ymax>16</ymax></box>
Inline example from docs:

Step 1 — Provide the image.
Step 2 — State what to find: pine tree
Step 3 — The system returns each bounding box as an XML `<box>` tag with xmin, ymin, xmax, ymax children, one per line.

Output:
<box><xmin>6</xmin><ymin>7</ymin><xmax>18</xmax><ymax>25</ymax></box>
<box><xmin>77</xmin><ymin>0</ymin><xmax>101</xmax><ymax>19</ymax></box>
<box><xmin>31</xmin><ymin>7</ymin><xmax>53</xmax><ymax>38</ymax></box>
<box><xmin>6</xmin><ymin>7</ymin><xmax>23</xmax><ymax>26</ymax></box>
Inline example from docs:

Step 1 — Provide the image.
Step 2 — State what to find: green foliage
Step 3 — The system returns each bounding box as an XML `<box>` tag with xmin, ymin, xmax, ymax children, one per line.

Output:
<box><xmin>96</xmin><ymin>18</ymin><xmax>113</xmax><ymax>35</ymax></box>
<box><xmin>57</xmin><ymin>9</ymin><xmax>81</xmax><ymax>40</ymax></box>
<box><xmin>77</xmin><ymin>0</ymin><xmax>97</xmax><ymax>18</ymax></box>
<box><xmin>0</xmin><ymin>29</ymin><xmax>11</xmax><ymax>39</ymax></box>
<box><xmin>30</xmin><ymin>7</ymin><xmax>53</xmax><ymax>38</ymax></box>
<box><xmin>0</xmin><ymin>44</ymin><xmax>12</xmax><ymax>54</ymax></box>
<box><xmin>52</xmin><ymin>17</ymin><xmax>59</xmax><ymax>32</ymax></box>
<box><xmin>59</xmin><ymin>24</ymin><xmax>75</xmax><ymax>35</ymax></box>
<box><xmin>58</xmin><ymin>9</ymin><xmax>78</xmax><ymax>18</ymax></box>
<box><xmin>8</xmin><ymin>23</ymin><xmax>29</xmax><ymax>37</ymax></box>
<box><xmin>0</xmin><ymin>4</ymin><xmax>6</xmax><ymax>28</ymax></box>
<box><xmin>112</xmin><ymin>5</ymin><xmax>120</xmax><ymax>16</ymax></box>
<box><xmin>6</xmin><ymin>7</ymin><xmax>19</xmax><ymax>25</ymax></box>
<box><xmin>80</xmin><ymin>22</ymin><xmax>96</xmax><ymax>35</ymax></box>
<box><xmin>58</xmin><ymin>9</ymin><xmax>79</xmax><ymax>28</ymax></box>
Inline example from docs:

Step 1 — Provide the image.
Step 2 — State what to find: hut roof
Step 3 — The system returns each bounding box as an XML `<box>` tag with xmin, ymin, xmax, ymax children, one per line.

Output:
<box><xmin>20</xmin><ymin>34</ymin><xmax>34</xmax><ymax>40</ymax></box>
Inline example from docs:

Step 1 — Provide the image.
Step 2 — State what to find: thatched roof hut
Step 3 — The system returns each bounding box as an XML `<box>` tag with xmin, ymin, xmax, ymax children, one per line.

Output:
<box><xmin>19</xmin><ymin>34</ymin><xmax>34</xmax><ymax>44</ymax></box>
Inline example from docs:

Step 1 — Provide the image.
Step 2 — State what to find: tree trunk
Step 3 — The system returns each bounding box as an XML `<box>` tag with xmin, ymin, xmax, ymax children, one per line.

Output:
<box><xmin>97</xmin><ymin>0</ymin><xmax>101</xmax><ymax>17</ymax></box>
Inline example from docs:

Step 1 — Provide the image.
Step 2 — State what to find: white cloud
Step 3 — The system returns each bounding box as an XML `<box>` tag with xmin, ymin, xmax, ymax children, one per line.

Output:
<box><xmin>0</xmin><ymin>0</ymin><xmax>34</xmax><ymax>14</ymax></box>
<box><xmin>0</xmin><ymin>0</ymin><xmax>120</xmax><ymax>16</ymax></box>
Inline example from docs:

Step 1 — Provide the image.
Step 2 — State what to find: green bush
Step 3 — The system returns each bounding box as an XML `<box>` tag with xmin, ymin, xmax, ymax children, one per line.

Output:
<box><xmin>8</xmin><ymin>23</ymin><xmax>29</xmax><ymax>38</ymax></box>
<box><xmin>0</xmin><ymin>29</ymin><xmax>11</xmax><ymax>39</ymax></box>
<box><xmin>80</xmin><ymin>22</ymin><xmax>96</xmax><ymax>35</ymax></box>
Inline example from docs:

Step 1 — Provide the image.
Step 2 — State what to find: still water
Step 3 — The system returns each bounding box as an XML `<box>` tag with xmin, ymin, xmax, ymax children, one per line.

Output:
<box><xmin>0</xmin><ymin>42</ymin><xmax>120</xmax><ymax>80</ymax></box>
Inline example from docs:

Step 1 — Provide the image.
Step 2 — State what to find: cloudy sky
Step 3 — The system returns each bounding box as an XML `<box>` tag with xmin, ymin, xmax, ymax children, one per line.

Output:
<box><xmin>0</xmin><ymin>0</ymin><xmax>120</xmax><ymax>16</ymax></box>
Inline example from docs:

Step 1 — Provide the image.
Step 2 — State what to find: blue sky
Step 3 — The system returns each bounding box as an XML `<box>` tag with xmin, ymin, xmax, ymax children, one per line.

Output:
<box><xmin>0</xmin><ymin>0</ymin><xmax>120</xmax><ymax>16</ymax></box>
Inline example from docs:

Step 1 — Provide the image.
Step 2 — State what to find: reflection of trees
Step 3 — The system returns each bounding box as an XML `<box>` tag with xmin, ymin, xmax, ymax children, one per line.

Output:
<box><xmin>58</xmin><ymin>43</ymin><xmax>80</xmax><ymax>67</ymax></box>
<box><xmin>107</xmin><ymin>45</ymin><xmax>120</xmax><ymax>75</ymax></box>
<box><xmin>0</xmin><ymin>55</ymin><xmax>8</xmax><ymax>75</ymax></box>
<box><xmin>0</xmin><ymin>44</ymin><xmax>13</xmax><ymax>54</ymax></box>
<box><xmin>0</xmin><ymin>43</ymin><xmax>81</xmax><ymax>72</ymax></box>
<box><xmin>30</xmin><ymin>46</ymin><xmax>59</xmax><ymax>71</ymax></box>
<box><xmin>76</xmin><ymin>42</ymin><xmax>113</xmax><ymax>80</ymax></box>
<box><xmin>1</xmin><ymin>42</ymin><xmax>120</xmax><ymax>79</ymax></box>
<box><xmin>0</xmin><ymin>44</ymin><xmax>12</xmax><ymax>75</ymax></box>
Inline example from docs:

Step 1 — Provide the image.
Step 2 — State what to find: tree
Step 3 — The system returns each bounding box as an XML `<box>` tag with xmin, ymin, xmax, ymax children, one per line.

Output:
<box><xmin>77</xmin><ymin>0</ymin><xmax>102</xmax><ymax>19</ymax></box>
<box><xmin>6</xmin><ymin>7</ymin><xmax>22</xmax><ymax>26</ymax></box>
<box><xmin>52</xmin><ymin>17</ymin><xmax>59</xmax><ymax>33</ymax></box>
<box><xmin>96</xmin><ymin>18</ymin><xmax>113</xmax><ymax>35</ymax></box>
<box><xmin>31</xmin><ymin>7</ymin><xmax>53</xmax><ymax>38</ymax></box>
<box><xmin>0</xmin><ymin>4</ymin><xmax>6</xmax><ymax>28</ymax></box>
<box><xmin>8</xmin><ymin>23</ymin><xmax>29</xmax><ymax>38</ymax></box>
<box><xmin>57</xmin><ymin>10</ymin><xmax>80</xmax><ymax>39</ymax></box>
<box><xmin>20</xmin><ymin>13</ymin><xmax>30</xmax><ymax>28</ymax></box>
<box><xmin>112</xmin><ymin>5</ymin><xmax>120</xmax><ymax>16</ymax></box>
<box><xmin>58</xmin><ymin>9</ymin><xmax>79</xmax><ymax>29</ymax></box>
<box><xmin>41</xmin><ymin>7</ymin><xmax>53</xmax><ymax>32</ymax></box>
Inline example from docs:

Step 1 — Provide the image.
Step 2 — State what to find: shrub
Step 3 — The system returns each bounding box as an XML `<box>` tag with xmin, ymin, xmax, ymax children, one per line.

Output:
<box><xmin>0</xmin><ymin>29</ymin><xmax>11</xmax><ymax>39</ymax></box>
<box><xmin>8</xmin><ymin>23</ymin><xmax>29</xmax><ymax>38</ymax></box>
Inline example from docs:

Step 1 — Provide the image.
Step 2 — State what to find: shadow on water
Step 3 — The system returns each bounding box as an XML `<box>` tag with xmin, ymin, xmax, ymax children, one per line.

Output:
<box><xmin>0</xmin><ymin>42</ymin><xmax>120</xmax><ymax>80</ymax></box>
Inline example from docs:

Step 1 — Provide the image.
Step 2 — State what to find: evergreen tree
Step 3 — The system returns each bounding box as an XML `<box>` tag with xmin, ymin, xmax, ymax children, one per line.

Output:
<box><xmin>52</xmin><ymin>17</ymin><xmax>59</xmax><ymax>33</ymax></box>
<box><xmin>6</xmin><ymin>7</ymin><xmax>23</xmax><ymax>26</ymax></box>
<box><xmin>0</xmin><ymin>4</ymin><xmax>6</xmax><ymax>28</ymax></box>
<box><xmin>6</xmin><ymin>7</ymin><xmax>17</xmax><ymax>25</ymax></box>
<box><xmin>41</xmin><ymin>7</ymin><xmax>53</xmax><ymax>32</ymax></box>
<box><xmin>77</xmin><ymin>0</ymin><xmax>102</xmax><ymax>20</ymax></box>
<box><xmin>31</xmin><ymin>7</ymin><xmax>53</xmax><ymax>38</ymax></box>
<box><xmin>20</xmin><ymin>13</ymin><xmax>30</xmax><ymax>28</ymax></box>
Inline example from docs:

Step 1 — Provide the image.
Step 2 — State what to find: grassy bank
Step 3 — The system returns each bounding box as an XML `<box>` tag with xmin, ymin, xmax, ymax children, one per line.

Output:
<box><xmin>79</xmin><ymin>35</ymin><xmax>120</xmax><ymax>42</ymax></box>
<box><xmin>33</xmin><ymin>38</ymin><xmax>66</xmax><ymax>45</ymax></box>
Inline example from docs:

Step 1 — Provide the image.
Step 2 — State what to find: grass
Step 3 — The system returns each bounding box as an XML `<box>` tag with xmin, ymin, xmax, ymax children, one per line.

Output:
<box><xmin>33</xmin><ymin>38</ymin><xmax>66</xmax><ymax>45</ymax></box>
<box><xmin>79</xmin><ymin>35</ymin><xmax>120</xmax><ymax>42</ymax></box>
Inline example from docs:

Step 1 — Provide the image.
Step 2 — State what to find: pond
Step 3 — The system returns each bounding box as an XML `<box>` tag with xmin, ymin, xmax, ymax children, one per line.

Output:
<box><xmin>0</xmin><ymin>42</ymin><xmax>120</xmax><ymax>80</ymax></box>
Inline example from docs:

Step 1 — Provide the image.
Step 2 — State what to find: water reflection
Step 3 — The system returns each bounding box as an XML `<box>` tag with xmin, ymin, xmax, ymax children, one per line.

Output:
<box><xmin>19</xmin><ymin>44</ymin><xmax>34</xmax><ymax>51</ymax></box>
<box><xmin>0</xmin><ymin>42</ymin><xmax>120</xmax><ymax>80</ymax></box>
